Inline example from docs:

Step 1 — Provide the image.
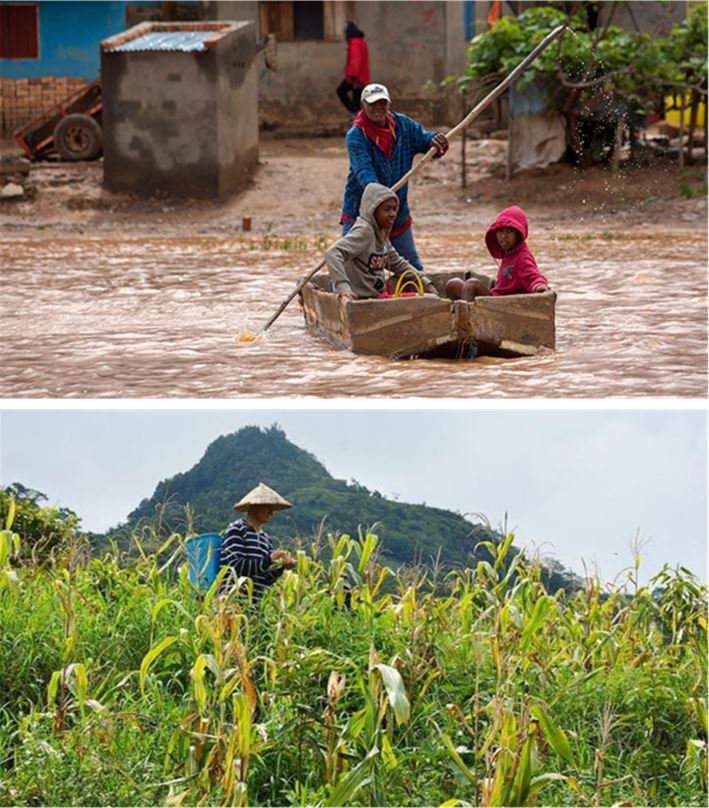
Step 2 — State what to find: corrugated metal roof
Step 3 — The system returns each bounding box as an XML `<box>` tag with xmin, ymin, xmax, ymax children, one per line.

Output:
<box><xmin>105</xmin><ymin>30</ymin><xmax>217</xmax><ymax>53</ymax></box>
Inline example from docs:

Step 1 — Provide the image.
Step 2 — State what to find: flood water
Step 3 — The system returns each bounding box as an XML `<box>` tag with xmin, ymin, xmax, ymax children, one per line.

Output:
<box><xmin>1</xmin><ymin>232</ymin><xmax>706</xmax><ymax>398</ymax></box>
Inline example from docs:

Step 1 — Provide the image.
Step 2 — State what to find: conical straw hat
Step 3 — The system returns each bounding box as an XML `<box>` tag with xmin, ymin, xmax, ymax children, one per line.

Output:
<box><xmin>233</xmin><ymin>482</ymin><xmax>292</xmax><ymax>511</ymax></box>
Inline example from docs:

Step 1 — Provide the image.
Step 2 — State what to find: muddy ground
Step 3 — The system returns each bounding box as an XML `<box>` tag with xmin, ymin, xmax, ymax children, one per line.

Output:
<box><xmin>1</xmin><ymin>132</ymin><xmax>707</xmax><ymax>239</ymax></box>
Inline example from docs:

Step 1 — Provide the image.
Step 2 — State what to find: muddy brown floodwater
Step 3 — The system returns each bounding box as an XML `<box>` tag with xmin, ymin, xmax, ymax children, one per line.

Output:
<box><xmin>1</xmin><ymin>231</ymin><xmax>706</xmax><ymax>398</ymax></box>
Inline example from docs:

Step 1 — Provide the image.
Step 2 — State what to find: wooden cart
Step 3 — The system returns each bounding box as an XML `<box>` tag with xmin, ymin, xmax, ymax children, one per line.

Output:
<box><xmin>15</xmin><ymin>80</ymin><xmax>103</xmax><ymax>162</ymax></box>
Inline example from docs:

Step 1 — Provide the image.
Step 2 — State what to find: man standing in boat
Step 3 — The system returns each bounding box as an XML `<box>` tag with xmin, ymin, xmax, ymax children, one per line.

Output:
<box><xmin>340</xmin><ymin>83</ymin><xmax>449</xmax><ymax>273</ymax></box>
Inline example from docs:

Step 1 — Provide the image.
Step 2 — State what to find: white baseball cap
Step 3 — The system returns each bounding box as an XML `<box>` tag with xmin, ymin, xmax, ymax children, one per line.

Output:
<box><xmin>361</xmin><ymin>83</ymin><xmax>391</xmax><ymax>105</ymax></box>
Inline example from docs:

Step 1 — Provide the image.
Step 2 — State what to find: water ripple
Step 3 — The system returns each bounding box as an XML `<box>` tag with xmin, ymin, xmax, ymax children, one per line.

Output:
<box><xmin>1</xmin><ymin>233</ymin><xmax>706</xmax><ymax>398</ymax></box>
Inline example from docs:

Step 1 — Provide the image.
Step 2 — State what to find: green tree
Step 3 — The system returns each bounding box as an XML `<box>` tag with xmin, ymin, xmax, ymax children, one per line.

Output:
<box><xmin>0</xmin><ymin>484</ymin><xmax>81</xmax><ymax>563</ymax></box>
<box><xmin>661</xmin><ymin>3</ymin><xmax>709</xmax><ymax>156</ymax></box>
<box><xmin>459</xmin><ymin>4</ymin><xmax>707</xmax><ymax>166</ymax></box>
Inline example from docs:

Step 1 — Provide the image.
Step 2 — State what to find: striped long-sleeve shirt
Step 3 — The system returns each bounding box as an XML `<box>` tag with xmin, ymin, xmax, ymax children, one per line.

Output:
<box><xmin>220</xmin><ymin>517</ymin><xmax>284</xmax><ymax>600</ymax></box>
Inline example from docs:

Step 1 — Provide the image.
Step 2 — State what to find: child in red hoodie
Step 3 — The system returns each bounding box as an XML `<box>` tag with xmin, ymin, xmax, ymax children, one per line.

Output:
<box><xmin>446</xmin><ymin>206</ymin><xmax>549</xmax><ymax>300</ymax></box>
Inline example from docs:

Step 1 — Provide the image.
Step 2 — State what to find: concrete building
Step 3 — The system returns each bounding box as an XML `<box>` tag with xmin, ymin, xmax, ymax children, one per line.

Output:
<box><xmin>202</xmin><ymin>1</ymin><xmax>472</xmax><ymax>131</ymax></box>
<box><xmin>0</xmin><ymin>0</ymin><xmax>472</xmax><ymax>136</ymax></box>
<box><xmin>101</xmin><ymin>21</ymin><xmax>258</xmax><ymax>198</ymax></box>
<box><xmin>0</xmin><ymin>1</ymin><xmax>207</xmax><ymax>136</ymax></box>
<box><xmin>0</xmin><ymin>1</ymin><xmax>692</xmax><ymax>138</ymax></box>
<box><xmin>0</xmin><ymin>1</ymin><xmax>126</xmax><ymax>135</ymax></box>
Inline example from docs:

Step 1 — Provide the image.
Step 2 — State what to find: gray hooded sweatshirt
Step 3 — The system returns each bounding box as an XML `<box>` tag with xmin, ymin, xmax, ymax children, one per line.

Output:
<box><xmin>325</xmin><ymin>183</ymin><xmax>432</xmax><ymax>298</ymax></box>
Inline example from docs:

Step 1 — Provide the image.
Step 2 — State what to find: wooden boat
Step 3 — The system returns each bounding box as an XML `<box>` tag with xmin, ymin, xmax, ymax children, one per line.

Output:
<box><xmin>299</xmin><ymin>270</ymin><xmax>556</xmax><ymax>359</ymax></box>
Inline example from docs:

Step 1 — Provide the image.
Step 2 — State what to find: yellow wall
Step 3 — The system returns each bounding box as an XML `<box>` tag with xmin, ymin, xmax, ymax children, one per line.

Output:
<box><xmin>665</xmin><ymin>94</ymin><xmax>707</xmax><ymax>127</ymax></box>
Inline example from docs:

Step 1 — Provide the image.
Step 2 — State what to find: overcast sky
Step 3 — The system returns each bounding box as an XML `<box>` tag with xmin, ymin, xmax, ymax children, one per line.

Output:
<box><xmin>1</xmin><ymin>407</ymin><xmax>706</xmax><ymax>586</ymax></box>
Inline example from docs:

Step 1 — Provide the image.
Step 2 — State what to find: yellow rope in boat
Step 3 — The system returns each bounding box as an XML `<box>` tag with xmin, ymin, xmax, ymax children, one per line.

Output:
<box><xmin>393</xmin><ymin>270</ymin><xmax>425</xmax><ymax>297</ymax></box>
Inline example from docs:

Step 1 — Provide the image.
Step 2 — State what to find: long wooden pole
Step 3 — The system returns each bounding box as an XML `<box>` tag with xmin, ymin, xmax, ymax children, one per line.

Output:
<box><xmin>392</xmin><ymin>24</ymin><xmax>566</xmax><ymax>192</ymax></box>
<box><xmin>257</xmin><ymin>23</ymin><xmax>566</xmax><ymax>337</ymax></box>
<box><xmin>259</xmin><ymin>257</ymin><xmax>326</xmax><ymax>333</ymax></box>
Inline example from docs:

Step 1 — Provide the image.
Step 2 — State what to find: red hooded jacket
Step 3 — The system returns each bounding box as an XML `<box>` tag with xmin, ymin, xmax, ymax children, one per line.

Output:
<box><xmin>345</xmin><ymin>37</ymin><xmax>369</xmax><ymax>86</ymax></box>
<box><xmin>485</xmin><ymin>206</ymin><xmax>548</xmax><ymax>296</ymax></box>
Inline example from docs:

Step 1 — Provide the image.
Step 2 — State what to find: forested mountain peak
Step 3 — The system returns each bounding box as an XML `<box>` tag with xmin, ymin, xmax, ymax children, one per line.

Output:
<box><xmin>103</xmin><ymin>424</ymin><xmax>581</xmax><ymax>591</ymax></box>
<box><xmin>114</xmin><ymin>424</ymin><xmax>483</xmax><ymax>568</ymax></box>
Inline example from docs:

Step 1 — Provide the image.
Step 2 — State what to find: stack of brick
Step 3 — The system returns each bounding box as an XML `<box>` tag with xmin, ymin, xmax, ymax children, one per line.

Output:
<box><xmin>1</xmin><ymin>77</ymin><xmax>87</xmax><ymax>136</ymax></box>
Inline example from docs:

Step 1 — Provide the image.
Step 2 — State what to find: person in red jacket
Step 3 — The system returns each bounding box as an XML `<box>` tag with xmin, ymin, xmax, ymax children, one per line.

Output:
<box><xmin>336</xmin><ymin>21</ymin><xmax>370</xmax><ymax>114</ymax></box>
<box><xmin>446</xmin><ymin>206</ymin><xmax>550</xmax><ymax>300</ymax></box>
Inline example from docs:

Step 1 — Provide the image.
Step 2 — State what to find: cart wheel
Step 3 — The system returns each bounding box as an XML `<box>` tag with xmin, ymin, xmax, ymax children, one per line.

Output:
<box><xmin>53</xmin><ymin>114</ymin><xmax>102</xmax><ymax>161</ymax></box>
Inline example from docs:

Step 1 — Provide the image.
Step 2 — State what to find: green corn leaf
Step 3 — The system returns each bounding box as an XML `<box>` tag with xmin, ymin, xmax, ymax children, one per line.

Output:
<box><xmin>412</xmin><ymin>669</ymin><xmax>442</xmax><ymax>711</ymax></box>
<box><xmin>332</xmin><ymin>533</ymin><xmax>352</xmax><ymax>559</ymax></box>
<box><xmin>372</xmin><ymin>663</ymin><xmax>410</xmax><ymax>725</ymax></box>
<box><xmin>0</xmin><ymin>532</ymin><xmax>10</xmax><ymax>570</ymax></box>
<box><xmin>474</xmin><ymin>540</ymin><xmax>495</xmax><ymax>558</ymax></box>
<box><xmin>324</xmin><ymin>746</ymin><xmax>378</xmax><ymax>807</ymax></box>
<box><xmin>202</xmin><ymin>565</ymin><xmax>230</xmax><ymax>607</ymax></box>
<box><xmin>690</xmin><ymin>696</ymin><xmax>708</xmax><ymax>735</ymax></box>
<box><xmin>528</xmin><ymin>772</ymin><xmax>569</xmax><ymax>802</ymax></box>
<box><xmin>233</xmin><ymin>692</ymin><xmax>252</xmax><ymax>758</ymax></box>
<box><xmin>557</xmin><ymin>667</ymin><xmax>605</xmax><ymax>697</ymax></box>
<box><xmin>381</xmin><ymin>732</ymin><xmax>398</xmax><ymax>769</ymax></box>
<box><xmin>139</xmin><ymin>635</ymin><xmax>178</xmax><ymax>695</ymax></box>
<box><xmin>4</xmin><ymin>497</ymin><xmax>16</xmax><ymax>531</ymax></box>
<box><xmin>152</xmin><ymin>598</ymin><xmax>174</xmax><ymax>622</ymax></box>
<box><xmin>509</xmin><ymin>731</ymin><xmax>535</xmax><ymax>805</ymax></box>
<box><xmin>475</xmin><ymin>560</ymin><xmax>495</xmax><ymax>584</ymax></box>
<box><xmin>357</xmin><ymin>532</ymin><xmax>379</xmax><ymax>575</ymax></box>
<box><xmin>530</xmin><ymin>702</ymin><xmax>576</xmax><ymax>768</ymax></box>
<box><xmin>156</xmin><ymin>532</ymin><xmax>180</xmax><ymax>556</ymax></box>
<box><xmin>66</xmin><ymin>662</ymin><xmax>88</xmax><ymax>704</ymax></box>
<box><xmin>47</xmin><ymin>670</ymin><xmax>62</xmax><ymax>707</ymax></box>
<box><xmin>348</xmin><ymin>707</ymin><xmax>367</xmax><ymax>740</ymax></box>
<box><xmin>191</xmin><ymin>653</ymin><xmax>222</xmax><ymax>712</ymax></box>
<box><xmin>151</xmin><ymin>597</ymin><xmax>191</xmax><ymax>623</ymax></box>
<box><xmin>489</xmin><ymin>746</ymin><xmax>514</xmax><ymax>806</ymax></box>
<box><xmin>494</xmin><ymin>533</ymin><xmax>515</xmax><ymax>571</ymax></box>
<box><xmin>520</xmin><ymin>595</ymin><xmax>556</xmax><ymax>650</ymax></box>
<box><xmin>191</xmin><ymin>656</ymin><xmax>208</xmax><ymax>712</ymax></box>
<box><xmin>441</xmin><ymin>733</ymin><xmax>477</xmax><ymax>786</ymax></box>
<box><xmin>0</xmin><ymin>530</ymin><xmax>19</xmax><ymax>568</ymax></box>
<box><xmin>219</xmin><ymin>672</ymin><xmax>242</xmax><ymax>703</ymax></box>
<box><xmin>344</xmin><ymin>561</ymin><xmax>363</xmax><ymax>589</ymax></box>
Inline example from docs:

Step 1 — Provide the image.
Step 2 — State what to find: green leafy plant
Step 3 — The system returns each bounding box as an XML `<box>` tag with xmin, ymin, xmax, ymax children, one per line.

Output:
<box><xmin>1</xmin><ymin>520</ymin><xmax>705</xmax><ymax>806</ymax></box>
<box><xmin>458</xmin><ymin>4</ymin><xmax>708</xmax><ymax>167</ymax></box>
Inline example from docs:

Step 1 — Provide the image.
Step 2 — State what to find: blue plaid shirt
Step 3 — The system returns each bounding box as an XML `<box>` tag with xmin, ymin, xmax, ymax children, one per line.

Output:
<box><xmin>342</xmin><ymin>112</ymin><xmax>439</xmax><ymax>232</ymax></box>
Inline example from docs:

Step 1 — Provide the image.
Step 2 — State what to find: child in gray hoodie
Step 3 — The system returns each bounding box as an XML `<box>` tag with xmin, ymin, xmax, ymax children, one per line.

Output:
<box><xmin>325</xmin><ymin>183</ymin><xmax>438</xmax><ymax>299</ymax></box>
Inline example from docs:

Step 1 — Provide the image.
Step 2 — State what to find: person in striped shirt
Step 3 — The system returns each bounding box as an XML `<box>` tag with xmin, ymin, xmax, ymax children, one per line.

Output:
<box><xmin>220</xmin><ymin>482</ymin><xmax>295</xmax><ymax>602</ymax></box>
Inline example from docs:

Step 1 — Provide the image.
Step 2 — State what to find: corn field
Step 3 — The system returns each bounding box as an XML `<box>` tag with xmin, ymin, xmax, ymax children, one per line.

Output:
<box><xmin>1</xmin><ymin>509</ymin><xmax>707</xmax><ymax>807</ymax></box>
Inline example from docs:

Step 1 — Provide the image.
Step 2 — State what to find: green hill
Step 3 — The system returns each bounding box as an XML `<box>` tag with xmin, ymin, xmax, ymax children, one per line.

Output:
<box><xmin>1</xmin><ymin>425</ymin><xmax>583</xmax><ymax>591</ymax></box>
<box><xmin>109</xmin><ymin>424</ymin><xmax>495</xmax><ymax>568</ymax></box>
<box><xmin>106</xmin><ymin>425</ymin><xmax>582</xmax><ymax>592</ymax></box>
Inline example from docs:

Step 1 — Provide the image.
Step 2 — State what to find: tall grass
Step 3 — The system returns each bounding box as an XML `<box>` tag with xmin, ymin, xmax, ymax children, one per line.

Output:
<box><xmin>0</xmin><ymin>514</ymin><xmax>706</xmax><ymax>806</ymax></box>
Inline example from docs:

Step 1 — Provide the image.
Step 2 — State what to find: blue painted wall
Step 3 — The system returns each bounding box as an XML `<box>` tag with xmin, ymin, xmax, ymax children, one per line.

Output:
<box><xmin>0</xmin><ymin>1</ymin><xmax>127</xmax><ymax>79</ymax></box>
<box><xmin>464</xmin><ymin>0</ymin><xmax>476</xmax><ymax>40</ymax></box>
